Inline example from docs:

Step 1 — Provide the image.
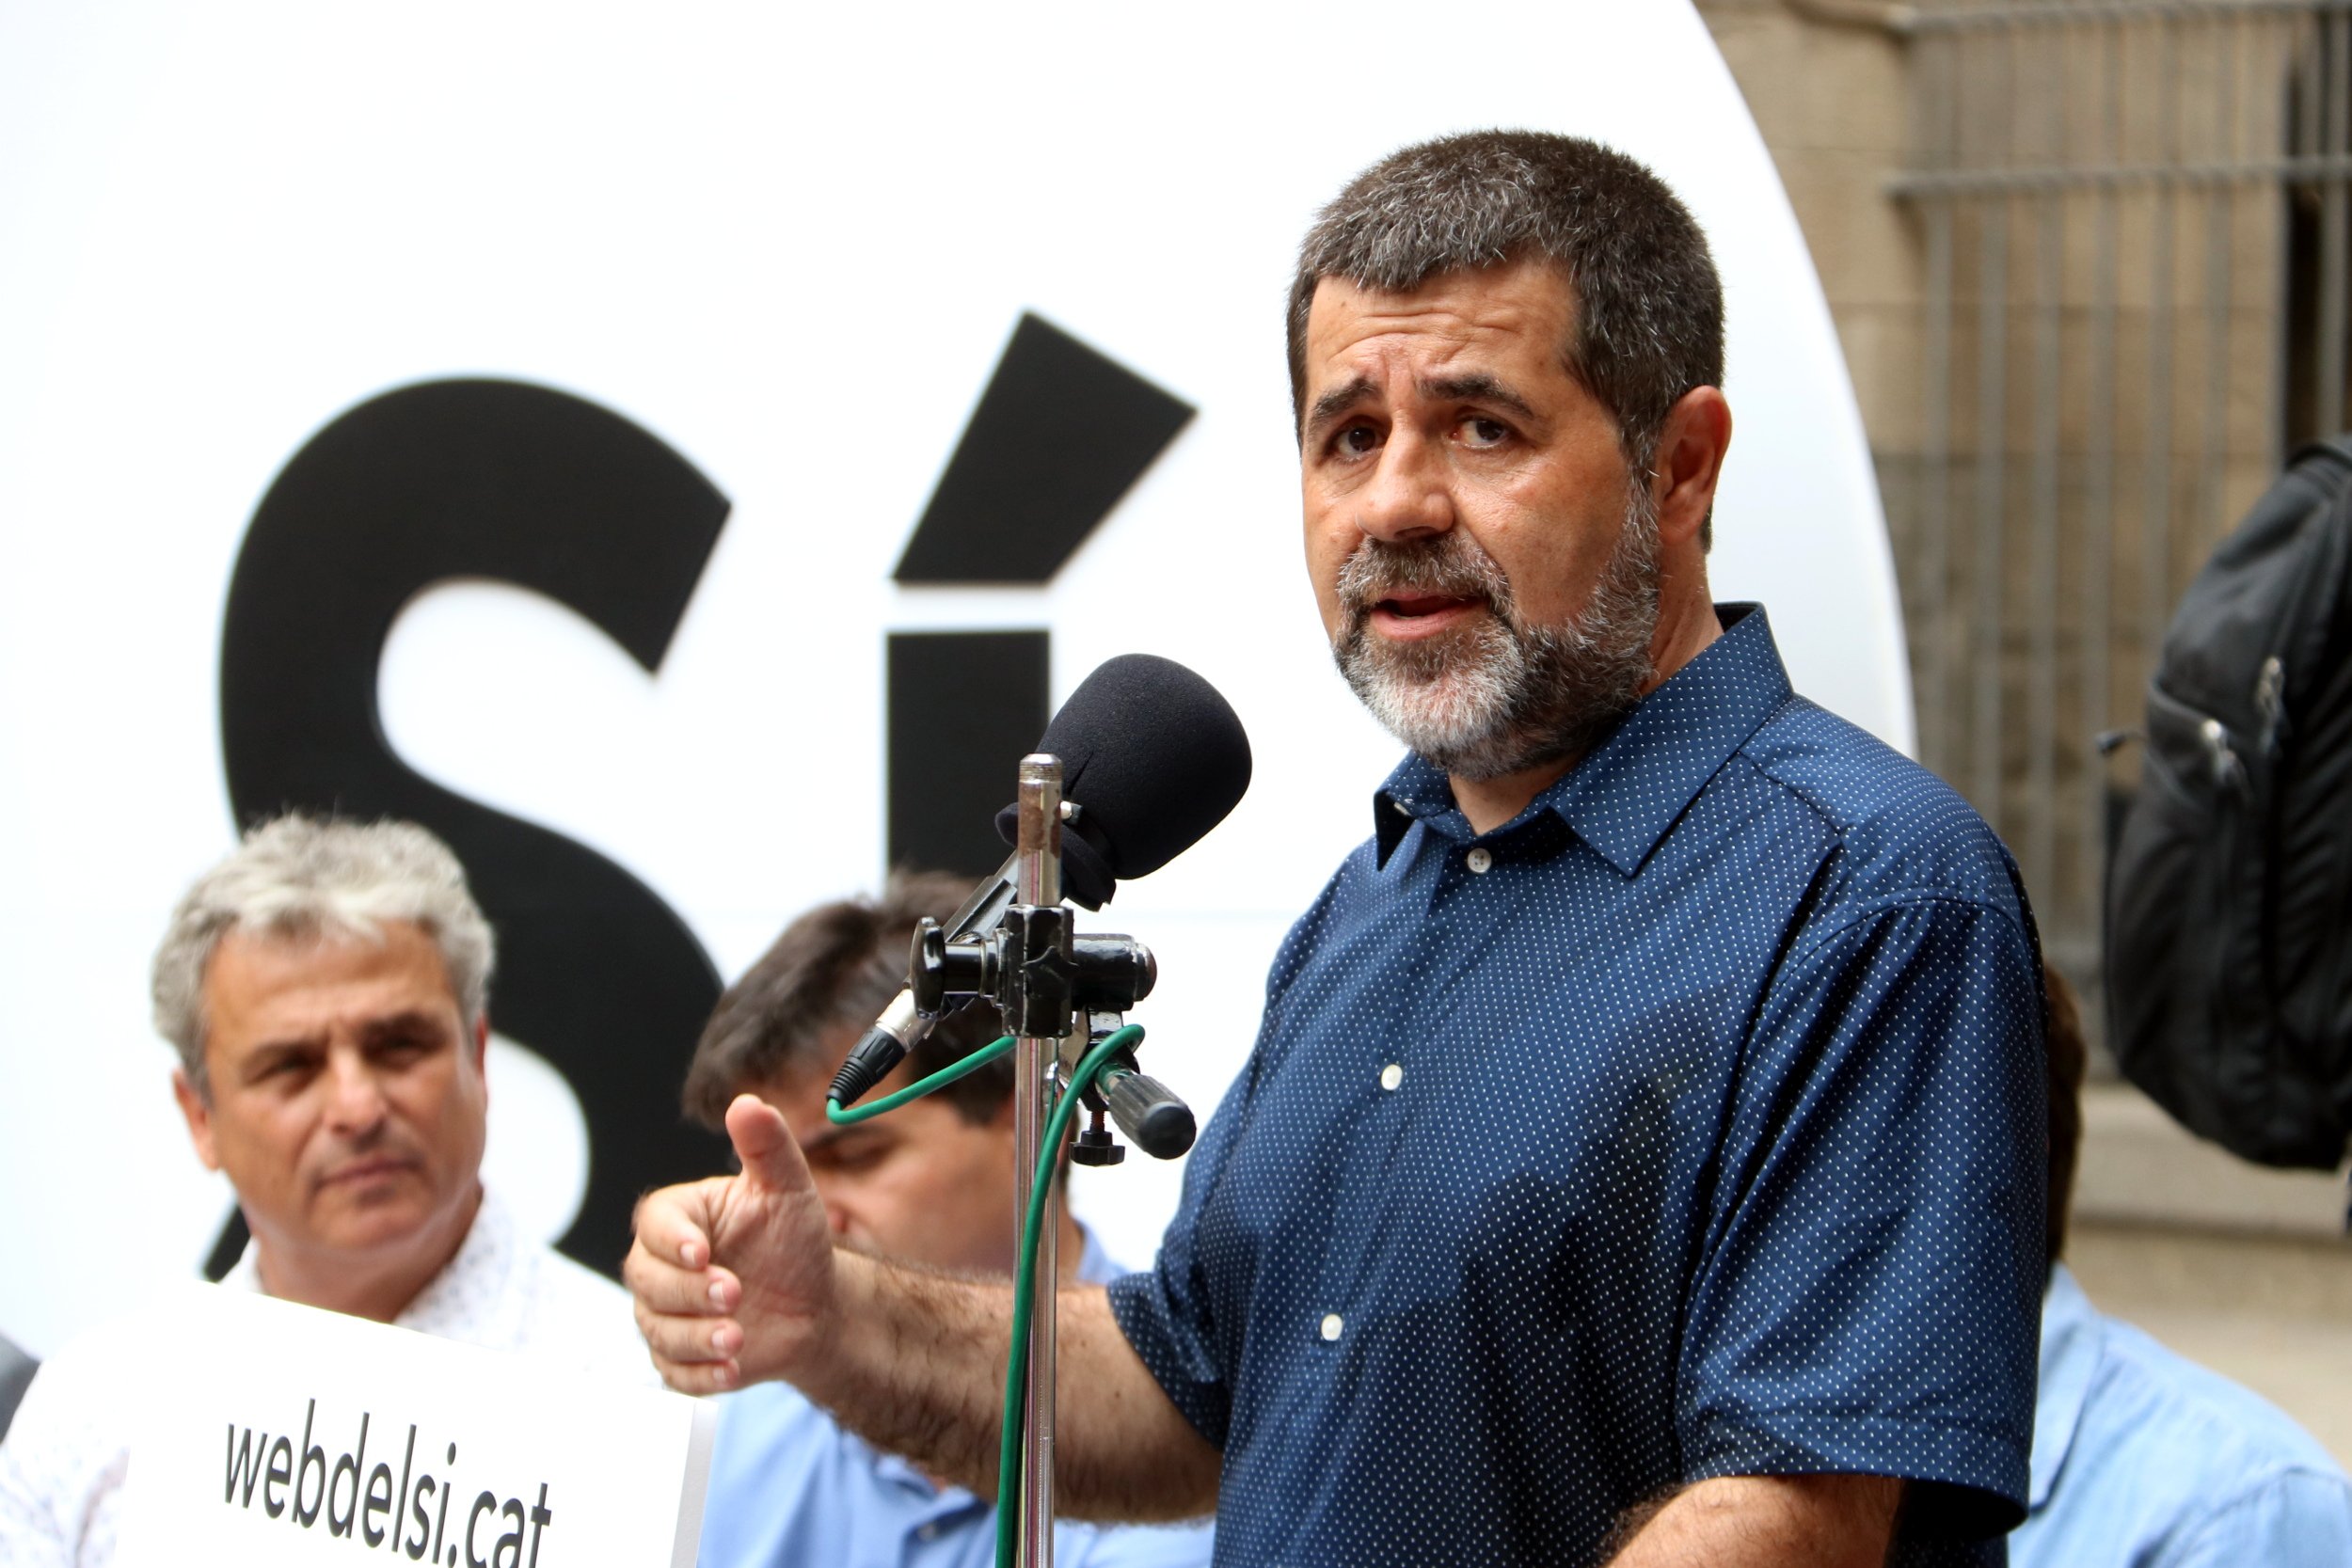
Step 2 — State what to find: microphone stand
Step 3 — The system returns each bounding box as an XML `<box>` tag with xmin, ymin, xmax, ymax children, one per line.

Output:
<box><xmin>904</xmin><ymin>752</ymin><xmax>1198</xmax><ymax>1568</ymax></box>
<box><xmin>1009</xmin><ymin>754</ymin><xmax>1063</xmax><ymax>1568</ymax></box>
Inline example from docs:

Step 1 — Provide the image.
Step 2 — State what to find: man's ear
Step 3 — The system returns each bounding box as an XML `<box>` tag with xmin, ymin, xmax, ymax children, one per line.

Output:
<box><xmin>471</xmin><ymin>1016</ymin><xmax>490</xmax><ymax>1093</ymax></box>
<box><xmin>1650</xmin><ymin>386</ymin><xmax>1733</xmax><ymax>550</ymax></box>
<box><xmin>172</xmin><ymin>1067</ymin><xmax>221</xmax><ymax>1173</ymax></box>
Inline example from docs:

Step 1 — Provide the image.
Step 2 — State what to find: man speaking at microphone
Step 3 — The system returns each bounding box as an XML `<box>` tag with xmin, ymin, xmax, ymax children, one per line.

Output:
<box><xmin>628</xmin><ymin>131</ymin><xmax>2045</xmax><ymax>1566</ymax></box>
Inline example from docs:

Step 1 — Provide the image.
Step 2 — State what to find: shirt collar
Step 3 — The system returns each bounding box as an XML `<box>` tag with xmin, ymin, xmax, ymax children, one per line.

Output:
<box><xmin>1373</xmin><ymin>605</ymin><xmax>1791</xmax><ymax>875</ymax></box>
<box><xmin>2029</xmin><ymin>1264</ymin><xmax>2103</xmax><ymax>1510</ymax></box>
<box><xmin>222</xmin><ymin>1184</ymin><xmax>515</xmax><ymax>1339</ymax></box>
<box><xmin>395</xmin><ymin>1187</ymin><xmax>518</xmax><ymax>1339</ymax></box>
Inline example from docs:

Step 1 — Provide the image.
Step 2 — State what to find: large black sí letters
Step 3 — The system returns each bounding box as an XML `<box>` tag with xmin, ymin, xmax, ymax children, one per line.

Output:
<box><xmin>216</xmin><ymin>379</ymin><xmax>729</xmax><ymax>1277</ymax></box>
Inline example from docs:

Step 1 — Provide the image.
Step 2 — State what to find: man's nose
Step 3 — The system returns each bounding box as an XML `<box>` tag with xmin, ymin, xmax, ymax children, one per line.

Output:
<box><xmin>1357</xmin><ymin>430</ymin><xmax>1454</xmax><ymax>544</ymax></box>
<box><xmin>322</xmin><ymin>1051</ymin><xmax>389</xmax><ymax>1132</ymax></box>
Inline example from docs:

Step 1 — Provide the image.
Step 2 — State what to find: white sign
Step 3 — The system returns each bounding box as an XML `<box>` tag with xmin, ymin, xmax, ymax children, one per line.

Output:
<box><xmin>115</xmin><ymin>1289</ymin><xmax>713</xmax><ymax>1568</ymax></box>
<box><xmin>0</xmin><ymin>0</ymin><xmax>1907</xmax><ymax>1353</ymax></box>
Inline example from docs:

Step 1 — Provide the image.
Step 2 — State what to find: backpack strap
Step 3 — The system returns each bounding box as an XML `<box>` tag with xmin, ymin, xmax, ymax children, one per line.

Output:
<box><xmin>2291</xmin><ymin>436</ymin><xmax>2352</xmax><ymax>476</ymax></box>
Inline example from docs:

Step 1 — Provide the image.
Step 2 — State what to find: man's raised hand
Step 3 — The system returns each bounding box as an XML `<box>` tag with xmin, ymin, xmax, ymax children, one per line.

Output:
<box><xmin>626</xmin><ymin>1092</ymin><xmax>838</xmax><ymax>1393</ymax></box>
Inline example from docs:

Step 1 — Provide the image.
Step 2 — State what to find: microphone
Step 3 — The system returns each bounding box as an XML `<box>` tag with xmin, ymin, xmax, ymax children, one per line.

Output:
<box><xmin>992</xmin><ymin>652</ymin><xmax>1255</xmax><ymax>910</ymax></box>
<box><xmin>829</xmin><ymin>655</ymin><xmax>1251</xmax><ymax>1108</ymax></box>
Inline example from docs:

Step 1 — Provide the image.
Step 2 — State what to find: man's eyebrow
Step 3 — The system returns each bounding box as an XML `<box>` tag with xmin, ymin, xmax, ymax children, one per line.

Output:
<box><xmin>799</xmin><ymin>1123</ymin><xmax>877</xmax><ymax>1158</ymax></box>
<box><xmin>1304</xmin><ymin>375</ymin><xmax>1377</xmax><ymax>441</ymax></box>
<box><xmin>358</xmin><ymin>1009</ymin><xmax>453</xmax><ymax>1043</ymax></box>
<box><xmin>1304</xmin><ymin>372</ymin><xmax>1539</xmax><ymax>442</ymax></box>
<box><xmin>1419</xmin><ymin>373</ymin><xmax>1536</xmax><ymax>421</ymax></box>
<box><xmin>239</xmin><ymin>1035</ymin><xmax>325</xmax><ymax>1078</ymax></box>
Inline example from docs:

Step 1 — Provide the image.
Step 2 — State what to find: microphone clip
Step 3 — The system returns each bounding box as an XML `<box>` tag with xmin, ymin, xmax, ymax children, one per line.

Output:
<box><xmin>909</xmin><ymin>913</ymin><xmax>1156</xmax><ymax>1042</ymax></box>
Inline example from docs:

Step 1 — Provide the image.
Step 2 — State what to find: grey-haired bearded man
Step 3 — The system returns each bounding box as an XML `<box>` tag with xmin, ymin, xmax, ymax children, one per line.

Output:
<box><xmin>627</xmin><ymin>131</ymin><xmax>2046</xmax><ymax>1567</ymax></box>
<box><xmin>0</xmin><ymin>816</ymin><xmax>649</xmax><ymax>1568</ymax></box>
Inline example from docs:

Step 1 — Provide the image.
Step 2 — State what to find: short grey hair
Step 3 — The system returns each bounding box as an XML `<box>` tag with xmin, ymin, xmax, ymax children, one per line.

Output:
<box><xmin>1287</xmin><ymin>130</ymin><xmax>1724</xmax><ymax>539</ymax></box>
<box><xmin>152</xmin><ymin>815</ymin><xmax>495</xmax><ymax>1095</ymax></box>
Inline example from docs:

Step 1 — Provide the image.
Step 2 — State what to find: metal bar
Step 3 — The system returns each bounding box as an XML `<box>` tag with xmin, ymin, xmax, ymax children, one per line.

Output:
<box><xmin>2302</xmin><ymin>5</ymin><xmax>2328</xmax><ymax>192</ymax></box>
<box><xmin>1972</xmin><ymin>29</ymin><xmax>2015</xmax><ymax>821</ymax></box>
<box><xmin>1010</xmin><ymin>755</ymin><xmax>1061</xmax><ymax>1568</ymax></box>
<box><xmin>2145</xmin><ymin>25</ymin><xmax>2182</xmax><ymax>691</ymax></box>
<box><xmin>1920</xmin><ymin>30</ymin><xmax>1959</xmax><ymax>779</ymax></box>
<box><xmin>2268</xmin><ymin>13</ymin><xmax>2302</xmax><ymax>465</ymax></box>
<box><xmin>2296</xmin><ymin>9</ymin><xmax>2328</xmax><ymax>451</ymax></box>
<box><xmin>1889</xmin><ymin>150</ymin><xmax>2352</xmax><ymax>196</ymax></box>
<box><xmin>2322</xmin><ymin>10</ymin><xmax>2349</xmax><ymax>435</ymax></box>
<box><xmin>1912</xmin><ymin>0</ymin><xmax>2352</xmax><ymax>35</ymax></box>
<box><xmin>2196</xmin><ymin>13</ymin><xmax>2239</xmax><ymax>564</ymax></box>
<box><xmin>2026</xmin><ymin>22</ymin><xmax>2065</xmax><ymax>912</ymax></box>
<box><xmin>2083</xmin><ymin>12</ymin><xmax>2122</xmax><ymax>931</ymax></box>
<box><xmin>1778</xmin><ymin>0</ymin><xmax>1914</xmax><ymax>32</ymax></box>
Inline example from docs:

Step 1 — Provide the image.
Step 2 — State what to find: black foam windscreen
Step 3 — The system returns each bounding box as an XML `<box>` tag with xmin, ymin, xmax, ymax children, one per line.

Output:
<box><xmin>995</xmin><ymin>654</ymin><xmax>1251</xmax><ymax>899</ymax></box>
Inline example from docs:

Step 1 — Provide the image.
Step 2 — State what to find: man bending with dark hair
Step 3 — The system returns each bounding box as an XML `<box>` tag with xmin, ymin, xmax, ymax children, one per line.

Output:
<box><xmin>684</xmin><ymin>871</ymin><xmax>1211</xmax><ymax>1568</ymax></box>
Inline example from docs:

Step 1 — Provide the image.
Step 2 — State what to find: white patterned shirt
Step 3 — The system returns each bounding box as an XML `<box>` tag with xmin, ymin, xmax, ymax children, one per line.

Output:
<box><xmin>0</xmin><ymin>1191</ymin><xmax>648</xmax><ymax>1568</ymax></box>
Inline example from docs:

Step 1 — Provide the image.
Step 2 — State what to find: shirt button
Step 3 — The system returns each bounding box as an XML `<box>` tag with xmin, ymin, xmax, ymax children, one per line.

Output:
<box><xmin>916</xmin><ymin>1523</ymin><xmax>940</xmax><ymax>1542</ymax></box>
<box><xmin>1466</xmin><ymin>847</ymin><xmax>1493</xmax><ymax>874</ymax></box>
<box><xmin>1320</xmin><ymin>1312</ymin><xmax>1344</xmax><ymax>1341</ymax></box>
<box><xmin>1379</xmin><ymin>1063</ymin><xmax>1404</xmax><ymax>1091</ymax></box>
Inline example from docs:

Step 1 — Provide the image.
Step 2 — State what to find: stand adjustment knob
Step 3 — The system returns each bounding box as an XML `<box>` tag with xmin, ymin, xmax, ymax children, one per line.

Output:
<box><xmin>1102</xmin><ymin>1068</ymin><xmax>1197</xmax><ymax>1160</ymax></box>
<box><xmin>1070</xmin><ymin>1125</ymin><xmax>1126</xmax><ymax>1166</ymax></box>
<box><xmin>910</xmin><ymin>917</ymin><xmax>997</xmax><ymax>1016</ymax></box>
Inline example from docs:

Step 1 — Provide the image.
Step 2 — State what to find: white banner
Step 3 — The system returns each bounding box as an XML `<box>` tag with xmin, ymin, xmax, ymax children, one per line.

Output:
<box><xmin>115</xmin><ymin>1289</ymin><xmax>713</xmax><ymax>1568</ymax></box>
<box><xmin>0</xmin><ymin>0</ymin><xmax>1907</xmax><ymax>1353</ymax></box>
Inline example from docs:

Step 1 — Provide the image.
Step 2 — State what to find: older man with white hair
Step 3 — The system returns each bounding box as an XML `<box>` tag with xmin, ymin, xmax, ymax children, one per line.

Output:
<box><xmin>0</xmin><ymin>815</ymin><xmax>648</xmax><ymax>1568</ymax></box>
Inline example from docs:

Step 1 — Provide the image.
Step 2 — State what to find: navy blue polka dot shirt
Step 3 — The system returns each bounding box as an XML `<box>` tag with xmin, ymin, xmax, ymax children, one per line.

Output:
<box><xmin>1108</xmin><ymin>606</ymin><xmax>2046</xmax><ymax>1566</ymax></box>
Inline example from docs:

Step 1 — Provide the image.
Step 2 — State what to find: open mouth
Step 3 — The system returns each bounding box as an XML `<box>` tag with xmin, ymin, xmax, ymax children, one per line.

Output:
<box><xmin>1378</xmin><ymin>593</ymin><xmax>1478</xmax><ymax>620</ymax></box>
<box><xmin>1360</xmin><ymin>591</ymin><xmax>1488</xmax><ymax>640</ymax></box>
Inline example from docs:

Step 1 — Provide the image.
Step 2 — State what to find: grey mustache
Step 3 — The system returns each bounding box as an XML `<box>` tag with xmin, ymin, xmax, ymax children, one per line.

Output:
<box><xmin>1336</xmin><ymin>535</ymin><xmax>1511</xmax><ymax>615</ymax></box>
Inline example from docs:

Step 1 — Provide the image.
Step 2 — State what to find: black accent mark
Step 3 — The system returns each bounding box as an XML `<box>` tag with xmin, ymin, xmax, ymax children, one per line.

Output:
<box><xmin>893</xmin><ymin>313</ymin><xmax>1194</xmax><ymax>585</ymax></box>
<box><xmin>217</xmin><ymin>378</ymin><xmax>728</xmax><ymax>1277</ymax></box>
<box><xmin>887</xmin><ymin>631</ymin><xmax>1050</xmax><ymax>879</ymax></box>
<box><xmin>885</xmin><ymin>315</ymin><xmax>1192</xmax><ymax>870</ymax></box>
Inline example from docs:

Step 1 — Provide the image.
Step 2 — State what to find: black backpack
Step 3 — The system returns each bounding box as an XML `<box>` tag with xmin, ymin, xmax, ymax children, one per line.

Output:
<box><xmin>2106</xmin><ymin>437</ymin><xmax>2352</xmax><ymax>1170</ymax></box>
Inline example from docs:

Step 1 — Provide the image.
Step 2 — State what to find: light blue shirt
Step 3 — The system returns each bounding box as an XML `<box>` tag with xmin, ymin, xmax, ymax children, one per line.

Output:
<box><xmin>2012</xmin><ymin>1264</ymin><xmax>2352</xmax><ymax>1567</ymax></box>
<box><xmin>697</xmin><ymin>1229</ymin><xmax>1213</xmax><ymax>1568</ymax></box>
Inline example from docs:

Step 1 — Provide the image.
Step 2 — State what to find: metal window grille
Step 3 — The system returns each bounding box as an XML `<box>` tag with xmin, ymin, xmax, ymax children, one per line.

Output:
<box><xmin>1887</xmin><ymin>0</ymin><xmax>2352</xmax><ymax>996</ymax></box>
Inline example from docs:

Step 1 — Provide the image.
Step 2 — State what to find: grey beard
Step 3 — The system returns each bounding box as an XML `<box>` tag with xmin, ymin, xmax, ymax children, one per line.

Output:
<box><xmin>1332</xmin><ymin>493</ymin><xmax>1661</xmax><ymax>784</ymax></box>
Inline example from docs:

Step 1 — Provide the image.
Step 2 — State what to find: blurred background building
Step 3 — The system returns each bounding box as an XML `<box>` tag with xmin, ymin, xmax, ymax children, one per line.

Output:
<box><xmin>1697</xmin><ymin>0</ymin><xmax>2352</xmax><ymax>1462</ymax></box>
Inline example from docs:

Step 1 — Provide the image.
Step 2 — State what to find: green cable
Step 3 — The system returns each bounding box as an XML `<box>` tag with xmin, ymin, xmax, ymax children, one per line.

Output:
<box><xmin>818</xmin><ymin>1018</ymin><xmax>1146</xmax><ymax>1568</ymax></box>
<box><xmin>824</xmin><ymin>1035</ymin><xmax>1018</xmax><ymax>1124</ymax></box>
<box><xmin>994</xmin><ymin>1023</ymin><xmax>1143</xmax><ymax>1568</ymax></box>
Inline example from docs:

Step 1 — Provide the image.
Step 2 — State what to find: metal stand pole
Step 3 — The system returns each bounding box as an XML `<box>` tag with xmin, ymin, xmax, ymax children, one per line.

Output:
<box><xmin>1011</xmin><ymin>755</ymin><xmax>1061</xmax><ymax>1568</ymax></box>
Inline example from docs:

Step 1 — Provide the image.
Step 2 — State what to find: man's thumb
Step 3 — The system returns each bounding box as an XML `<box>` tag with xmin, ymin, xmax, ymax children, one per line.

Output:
<box><xmin>724</xmin><ymin>1093</ymin><xmax>811</xmax><ymax>1194</ymax></box>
